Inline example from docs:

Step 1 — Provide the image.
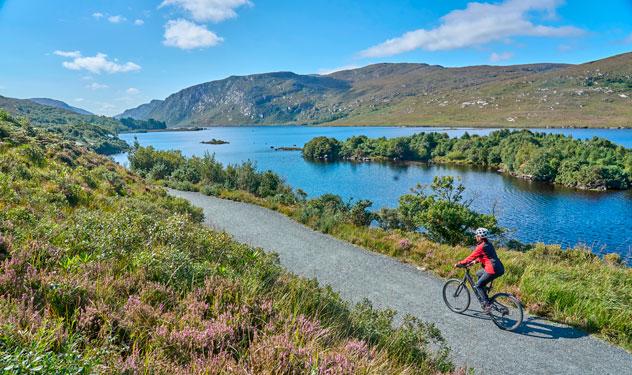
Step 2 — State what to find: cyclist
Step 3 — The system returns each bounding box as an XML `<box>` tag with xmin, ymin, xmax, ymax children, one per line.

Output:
<box><xmin>454</xmin><ymin>227</ymin><xmax>504</xmax><ymax>312</ymax></box>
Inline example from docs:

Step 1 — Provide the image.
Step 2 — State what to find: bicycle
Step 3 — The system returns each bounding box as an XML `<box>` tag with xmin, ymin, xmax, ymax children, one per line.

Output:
<box><xmin>442</xmin><ymin>263</ymin><xmax>523</xmax><ymax>331</ymax></box>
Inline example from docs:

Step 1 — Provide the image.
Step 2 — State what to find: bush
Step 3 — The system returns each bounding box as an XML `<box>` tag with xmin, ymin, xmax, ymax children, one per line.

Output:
<box><xmin>398</xmin><ymin>176</ymin><xmax>502</xmax><ymax>245</ymax></box>
<box><xmin>346</xmin><ymin>199</ymin><xmax>374</xmax><ymax>227</ymax></box>
<box><xmin>200</xmin><ymin>183</ymin><xmax>223</xmax><ymax>196</ymax></box>
<box><xmin>129</xmin><ymin>146</ymin><xmax>298</xmax><ymax>202</ymax></box>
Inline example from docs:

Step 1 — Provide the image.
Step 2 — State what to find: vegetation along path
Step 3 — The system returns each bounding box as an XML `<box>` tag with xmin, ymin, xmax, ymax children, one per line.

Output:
<box><xmin>169</xmin><ymin>189</ymin><xmax>632</xmax><ymax>375</ymax></box>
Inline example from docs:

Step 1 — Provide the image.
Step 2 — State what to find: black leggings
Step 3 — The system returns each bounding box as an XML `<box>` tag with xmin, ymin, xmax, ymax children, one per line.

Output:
<box><xmin>475</xmin><ymin>269</ymin><xmax>502</xmax><ymax>304</ymax></box>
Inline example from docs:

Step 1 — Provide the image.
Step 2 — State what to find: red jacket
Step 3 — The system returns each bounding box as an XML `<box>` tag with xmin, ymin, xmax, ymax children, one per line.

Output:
<box><xmin>458</xmin><ymin>240</ymin><xmax>503</xmax><ymax>275</ymax></box>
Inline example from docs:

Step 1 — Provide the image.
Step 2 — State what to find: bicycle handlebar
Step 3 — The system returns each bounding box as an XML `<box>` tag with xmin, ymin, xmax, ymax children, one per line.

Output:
<box><xmin>456</xmin><ymin>262</ymin><xmax>476</xmax><ymax>269</ymax></box>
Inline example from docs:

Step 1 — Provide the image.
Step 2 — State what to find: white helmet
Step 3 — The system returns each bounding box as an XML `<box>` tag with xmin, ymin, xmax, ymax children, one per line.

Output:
<box><xmin>475</xmin><ymin>227</ymin><xmax>489</xmax><ymax>238</ymax></box>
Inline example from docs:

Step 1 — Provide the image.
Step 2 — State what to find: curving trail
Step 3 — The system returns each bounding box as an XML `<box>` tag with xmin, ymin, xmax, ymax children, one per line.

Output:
<box><xmin>169</xmin><ymin>189</ymin><xmax>632</xmax><ymax>375</ymax></box>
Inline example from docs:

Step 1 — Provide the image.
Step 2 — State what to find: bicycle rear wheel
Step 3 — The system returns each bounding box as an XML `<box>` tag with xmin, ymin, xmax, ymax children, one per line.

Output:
<box><xmin>489</xmin><ymin>293</ymin><xmax>523</xmax><ymax>331</ymax></box>
<box><xmin>442</xmin><ymin>279</ymin><xmax>470</xmax><ymax>313</ymax></box>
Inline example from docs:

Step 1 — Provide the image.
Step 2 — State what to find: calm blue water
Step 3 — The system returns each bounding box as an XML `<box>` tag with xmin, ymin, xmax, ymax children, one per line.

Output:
<box><xmin>114</xmin><ymin>126</ymin><xmax>632</xmax><ymax>257</ymax></box>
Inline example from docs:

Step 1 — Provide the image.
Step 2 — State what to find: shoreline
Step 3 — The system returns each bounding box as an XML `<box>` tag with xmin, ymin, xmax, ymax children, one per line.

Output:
<box><xmin>123</xmin><ymin>123</ymin><xmax>631</xmax><ymax>130</ymax></box>
<box><xmin>118</xmin><ymin>126</ymin><xmax>206</xmax><ymax>134</ymax></box>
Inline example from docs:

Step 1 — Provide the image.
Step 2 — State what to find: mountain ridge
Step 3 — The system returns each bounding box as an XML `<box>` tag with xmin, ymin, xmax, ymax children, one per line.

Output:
<box><xmin>119</xmin><ymin>52</ymin><xmax>632</xmax><ymax>128</ymax></box>
<box><xmin>29</xmin><ymin>97</ymin><xmax>93</xmax><ymax>115</ymax></box>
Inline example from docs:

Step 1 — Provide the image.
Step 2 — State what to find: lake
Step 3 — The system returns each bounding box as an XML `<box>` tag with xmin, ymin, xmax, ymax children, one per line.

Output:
<box><xmin>114</xmin><ymin>126</ymin><xmax>632</xmax><ymax>257</ymax></box>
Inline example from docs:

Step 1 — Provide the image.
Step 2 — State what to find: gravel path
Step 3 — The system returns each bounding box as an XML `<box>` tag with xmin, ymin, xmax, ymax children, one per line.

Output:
<box><xmin>169</xmin><ymin>189</ymin><xmax>632</xmax><ymax>375</ymax></box>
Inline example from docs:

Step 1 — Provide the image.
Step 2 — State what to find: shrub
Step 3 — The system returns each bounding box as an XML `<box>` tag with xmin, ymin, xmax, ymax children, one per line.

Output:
<box><xmin>346</xmin><ymin>199</ymin><xmax>374</xmax><ymax>227</ymax></box>
<box><xmin>375</xmin><ymin>207</ymin><xmax>415</xmax><ymax>231</ymax></box>
<box><xmin>397</xmin><ymin>239</ymin><xmax>413</xmax><ymax>252</ymax></box>
<box><xmin>200</xmin><ymin>183</ymin><xmax>222</xmax><ymax>196</ymax></box>
<box><xmin>398</xmin><ymin>176</ymin><xmax>503</xmax><ymax>245</ymax></box>
<box><xmin>129</xmin><ymin>146</ymin><xmax>298</xmax><ymax>202</ymax></box>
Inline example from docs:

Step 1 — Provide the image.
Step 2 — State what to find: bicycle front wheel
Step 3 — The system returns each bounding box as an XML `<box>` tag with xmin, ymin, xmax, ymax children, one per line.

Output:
<box><xmin>489</xmin><ymin>293</ymin><xmax>523</xmax><ymax>331</ymax></box>
<box><xmin>442</xmin><ymin>279</ymin><xmax>470</xmax><ymax>313</ymax></box>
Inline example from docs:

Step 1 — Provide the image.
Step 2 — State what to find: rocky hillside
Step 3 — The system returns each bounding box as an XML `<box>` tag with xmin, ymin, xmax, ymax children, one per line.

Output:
<box><xmin>120</xmin><ymin>52</ymin><xmax>632</xmax><ymax>128</ymax></box>
<box><xmin>115</xmin><ymin>99</ymin><xmax>163</xmax><ymax>120</ymax></box>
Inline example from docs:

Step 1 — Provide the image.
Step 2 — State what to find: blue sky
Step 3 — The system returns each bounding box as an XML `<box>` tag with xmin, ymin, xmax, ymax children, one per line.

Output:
<box><xmin>1</xmin><ymin>0</ymin><xmax>631</xmax><ymax>115</ymax></box>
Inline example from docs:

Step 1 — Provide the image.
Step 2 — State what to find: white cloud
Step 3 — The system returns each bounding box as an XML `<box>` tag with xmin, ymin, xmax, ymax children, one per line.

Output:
<box><xmin>160</xmin><ymin>0</ymin><xmax>251</xmax><ymax>22</ymax></box>
<box><xmin>360</xmin><ymin>0</ymin><xmax>584</xmax><ymax>57</ymax></box>
<box><xmin>74</xmin><ymin>98</ymin><xmax>85</xmax><ymax>102</ymax></box>
<box><xmin>490</xmin><ymin>51</ymin><xmax>513</xmax><ymax>62</ymax></box>
<box><xmin>92</xmin><ymin>12</ymin><xmax>104</xmax><ymax>19</ymax></box>
<box><xmin>86</xmin><ymin>82</ymin><xmax>109</xmax><ymax>90</ymax></box>
<box><xmin>126</xmin><ymin>87</ymin><xmax>140</xmax><ymax>94</ymax></box>
<box><xmin>163</xmin><ymin>19</ymin><xmax>223</xmax><ymax>49</ymax></box>
<box><xmin>53</xmin><ymin>50</ymin><xmax>81</xmax><ymax>58</ymax></box>
<box><xmin>318</xmin><ymin>65</ymin><xmax>360</xmax><ymax>75</ymax></box>
<box><xmin>107</xmin><ymin>15</ymin><xmax>126</xmax><ymax>23</ymax></box>
<box><xmin>624</xmin><ymin>33</ymin><xmax>632</xmax><ymax>44</ymax></box>
<box><xmin>56</xmin><ymin>52</ymin><xmax>141</xmax><ymax>74</ymax></box>
<box><xmin>134</xmin><ymin>19</ymin><xmax>145</xmax><ymax>26</ymax></box>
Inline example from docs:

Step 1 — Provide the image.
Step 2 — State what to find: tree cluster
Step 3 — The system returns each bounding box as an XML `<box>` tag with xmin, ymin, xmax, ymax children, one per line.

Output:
<box><xmin>303</xmin><ymin>130</ymin><xmax>632</xmax><ymax>190</ymax></box>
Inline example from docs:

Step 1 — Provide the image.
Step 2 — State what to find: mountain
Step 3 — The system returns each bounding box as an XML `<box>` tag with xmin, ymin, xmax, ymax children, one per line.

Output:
<box><xmin>121</xmin><ymin>52</ymin><xmax>632</xmax><ymax>128</ymax></box>
<box><xmin>29</xmin><ymin>97</ymin><xmax>93</xmax><ymax>115</ymax></box>
<box><xmin>115</xmin><ymin>99</ymin><xmax>163</xmax><ymax>120</ymax></box>
<box><xmin>0</xmin><ymin>95</ymin><xmax>122</xmax><ymax>130</ymax></box>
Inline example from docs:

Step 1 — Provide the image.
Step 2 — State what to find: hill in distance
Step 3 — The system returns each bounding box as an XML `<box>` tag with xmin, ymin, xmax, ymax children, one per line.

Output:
<box><xmin>29</xmin><ymin>97</ymin><xmax>93</xmax><ymax>115</ymax></box>
<box><xmin>119</xmin><ymin>52</ymin><xmax>632</xmax><ymax>128</ymax></box>
<box><xmin>114</xmin><ymin>99</ymin><xmax>163</xmax><ymax>120</ymax></box>
<box><xmin>0</xmin><ymin>95</ymin><xmax>131</xmax><ymax>154</ymax></box>
<box><xmin>0</xmin><ymin>95</ymin><xmax>121</xmax><ymax>130</ymax></box>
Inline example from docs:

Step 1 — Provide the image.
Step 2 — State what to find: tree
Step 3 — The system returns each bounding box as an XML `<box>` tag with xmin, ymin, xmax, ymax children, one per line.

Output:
<box><xmin>397</xmin><ymin>176</ymin><xmax>502</xmax><ymax>245</ymax></box>
<box><xmin>346</xmin><ymin>199</ymin><xmax>374</xmax><ymax>226</ymax></box>
<box><xmin>302</xmin><ymin>137</ymin><xmax>342</xmax><ymax>160</ymax></box>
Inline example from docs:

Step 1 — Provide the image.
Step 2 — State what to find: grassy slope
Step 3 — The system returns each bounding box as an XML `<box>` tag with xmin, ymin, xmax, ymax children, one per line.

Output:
<box><xmin>0</xmin><ymin>113</ymin><xmax>455</xmax><ymax>373</ymax></box>
<box><xmin>205</xmin><ymin>189</ymin><xmax>632</xmax><ymax>352</ymax></box>
<box><xmin>0</xmin><ymin>96</ymin><xmax>129</xmax><ymax>155</ymax></box>
<box><xmin>330</xmin><ymin>53</ymin><xmax>632</xmax><ymax>128</ymax></box>
<box><xmin>0</xmin><ymin>95</ymin><xmax>121</xmax><ymax>130</ymax></box>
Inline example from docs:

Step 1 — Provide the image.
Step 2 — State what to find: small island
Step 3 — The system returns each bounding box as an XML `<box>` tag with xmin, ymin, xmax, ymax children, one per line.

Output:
<box><xmin>273</xmin><ymin>146</ymin><xmax>303</xmax><ymax>151</ymax></box>
<box><xmin>201</xmin><ymin>138</ymin><xmax>229</xmax><ymax>145</ymax></box>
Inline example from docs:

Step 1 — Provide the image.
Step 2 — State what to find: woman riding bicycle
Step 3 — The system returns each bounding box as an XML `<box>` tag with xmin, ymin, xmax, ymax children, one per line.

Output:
<box><xmin>455</xmin><ymin>228</ymin><xmax>504</xmax><ymax>312</ymax></box>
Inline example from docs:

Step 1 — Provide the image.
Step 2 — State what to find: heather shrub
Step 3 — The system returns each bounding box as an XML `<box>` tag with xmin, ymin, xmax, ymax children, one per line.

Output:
<box><xmin>0</xmin><ymin>112</ymin><xmax>455</xmax><ymax>373</ymax></box>
<box><xmin>397</xmin><ymin>238</ymin><xmax>413</xmax><ymax>252</ymax></box>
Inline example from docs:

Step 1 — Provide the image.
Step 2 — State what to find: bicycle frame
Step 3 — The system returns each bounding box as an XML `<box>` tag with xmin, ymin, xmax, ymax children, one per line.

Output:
<box><xmin>460</xmin><ymin>268</ymin><xmax>487</xmax><ymax>306</ymax></box>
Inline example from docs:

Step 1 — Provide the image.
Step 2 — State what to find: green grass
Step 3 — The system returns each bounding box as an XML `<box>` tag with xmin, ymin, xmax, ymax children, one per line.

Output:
<box><xmin>122</xmin><ymin>140</ymin><xmax>632</xmax><ymax>352</ymax></box>
<box><xmin>0</xmin><ymin>112</ymin><xmax>456</xmax><ymax>373</ymax></box>
<box><xmin>205</xmin><ymin>188</ymin><xmax>632</xmax><ymax>352</ymax></box>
